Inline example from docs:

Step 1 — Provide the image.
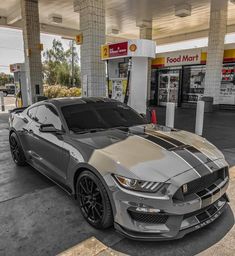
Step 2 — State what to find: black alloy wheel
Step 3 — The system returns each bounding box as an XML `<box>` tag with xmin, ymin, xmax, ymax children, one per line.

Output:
<box><xmin>77</xmin><ymin>171</ymin><xmax>113</xmax><ymax>229</ymax></box>
<box><xmin>9</xmin><ymin>133</ymin><xmax>27</xmax><ymax>166</ymax></box>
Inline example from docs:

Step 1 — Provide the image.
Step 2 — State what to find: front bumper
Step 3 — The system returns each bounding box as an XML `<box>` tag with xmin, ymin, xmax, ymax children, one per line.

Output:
<box><xmin>104</xmin><ymin>169</ymin><xmax>229</xmax><ymax>240</ymax></box>
<box><xmin>114</xmin><ymin>195</ymin><xmax>228</xmax><ymax>241</ymax></box>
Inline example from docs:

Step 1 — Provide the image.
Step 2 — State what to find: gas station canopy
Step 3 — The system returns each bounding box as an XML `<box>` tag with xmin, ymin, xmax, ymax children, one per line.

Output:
<box><xmin>1</xmin><ymin>0</ymin><xmax>235</xmax><ymax>44</ymax></box>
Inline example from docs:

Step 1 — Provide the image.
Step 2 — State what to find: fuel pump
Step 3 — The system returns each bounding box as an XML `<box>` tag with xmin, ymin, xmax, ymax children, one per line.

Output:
<box><xmin>10</xmin><ymin>63</ymin><xmax>27</xmax><ymax>107</ymax></box>
<box><xmin>101</xmin><ymin>39</ymin><xmax>156</xmax><ymax>114</ymax></box>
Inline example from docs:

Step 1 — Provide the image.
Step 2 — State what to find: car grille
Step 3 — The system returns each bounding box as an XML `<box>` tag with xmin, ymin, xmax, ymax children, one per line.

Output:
<box><xmin>128</xmin><ymin>210</ymin><xmax>169</xmax><ymax>224</ymax></box>
<box><xmin>186</xmin><ymin>167</ymin><xmax>228</xmax><ymax>195</ymax></box>
<box><xmin>173</xmin><ymin>167</ymin><xmax>228</xmax><ymax>201</ymax></box>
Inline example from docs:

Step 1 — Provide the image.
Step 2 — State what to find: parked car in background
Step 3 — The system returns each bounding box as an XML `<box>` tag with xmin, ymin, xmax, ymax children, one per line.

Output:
<box><xmin>0</xmin><ymin>84</ymin><xmax>16</xmax><ymax>96</ymax></box>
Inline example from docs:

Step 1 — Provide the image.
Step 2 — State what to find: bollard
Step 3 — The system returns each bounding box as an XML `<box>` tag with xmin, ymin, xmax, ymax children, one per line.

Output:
<box><xmin>195</xmin><ymin>100</ymin><xmax>205</xmax><ymax>136</ymax></box>
<box><xmin>165</xmin><ymin>102</ymin><xmax>175</xmax><ymax>128</ymax></box>
<box><xmin>0</xmin><ymin>91</ymin><xmax>5</xmax><ymax>112</ymax></box>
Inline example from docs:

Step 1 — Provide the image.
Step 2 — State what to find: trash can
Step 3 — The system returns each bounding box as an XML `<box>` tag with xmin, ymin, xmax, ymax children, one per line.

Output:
<box><xmin>201</xmin><ymin>96</ymin><xmax>213</xmax><ymax>113</ymax></box>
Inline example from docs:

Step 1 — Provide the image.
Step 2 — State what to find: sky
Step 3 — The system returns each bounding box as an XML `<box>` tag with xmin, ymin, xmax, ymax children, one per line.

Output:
<box><xmin>1</xmin><ymin>27</ymin><xmax>235</xmax><ymax>74</ymax></box>
<box><xmin>0</xmin><ymin>27</ymin><xmax>78</xmax><ymax>74</ymax></box>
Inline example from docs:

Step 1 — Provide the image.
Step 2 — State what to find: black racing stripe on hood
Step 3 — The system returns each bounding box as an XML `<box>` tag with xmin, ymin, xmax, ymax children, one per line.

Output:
<box><xmin>144</xmin><ymin>134</ymin><xmax>175</xmax><ymax>150</ymax></box>
<box><xmin>186</xmin><ymin>146</ymin><xmax>219</xmax><ymax>170</ymax></box>
<box><xmin>175</xmin><ymin>149</ymin><xmax>211</xmax><ymax>176</ymax></box>
<box><xmin>143</xmin><ymin>132</ymin><xmax>213</xmax><ymax>176</ymax></box>
<box><xmin>152</xmin><ymin>131</ymin><xmax>184</xmax><ymax>147</ymax></box>
<box><xmin>148</xmin><ymin>131</ymin><xmax>219</xmax><ymax>168</ymax></box>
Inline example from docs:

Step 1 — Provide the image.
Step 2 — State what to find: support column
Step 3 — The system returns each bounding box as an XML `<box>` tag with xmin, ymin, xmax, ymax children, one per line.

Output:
<box><xmin>204</xmin><ymin>0</ymin><xmax>228</xmax><ymax>105</ymax></box>
<box><xmin>140</xmin><ymin>27</ymin><xmax>152</xmax><ymax>40</ymax></box>
<box><xmin>74</xmin><ymin>0</ymin><xmax>106</xmax><ymax>97</ymax></box>
<box><xmin>139</xmin><ymin>24</ymin><xmax>153</xmax><ymax>109</ymax></box>
<box><xmin>21</xmin><ymin>0</ymin><xmax>43</xmax><ymax>105</ymax></box>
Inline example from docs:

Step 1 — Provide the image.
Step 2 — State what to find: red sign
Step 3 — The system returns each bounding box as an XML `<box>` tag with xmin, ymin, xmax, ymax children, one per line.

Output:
<box><xmin>109</xmin><ymin>42</ymin><xmax>128</xmax><ymax>58</ymax></box>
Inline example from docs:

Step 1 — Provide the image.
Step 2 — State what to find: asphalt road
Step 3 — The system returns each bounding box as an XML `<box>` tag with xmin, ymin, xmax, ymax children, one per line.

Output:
<box><xmin>0</xmin><ymin>111</ymin><xmax>234</xmax><ymax>256</ymax></box>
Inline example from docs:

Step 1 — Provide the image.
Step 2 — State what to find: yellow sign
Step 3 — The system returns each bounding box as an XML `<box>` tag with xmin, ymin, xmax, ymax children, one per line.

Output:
<box><xmin>37</xmin><ymin>43</ymin><xmax>44</xmax><ymax>51</ymax></box>
<box><xmin>75</xmin><ymin>34</ymin><xmax>83</xmax><ymax>45</ymax></box>
<box><xmin>101</xmin><ymin>45</ymin><xmax>110</xmax><ymax>60</ymax></box>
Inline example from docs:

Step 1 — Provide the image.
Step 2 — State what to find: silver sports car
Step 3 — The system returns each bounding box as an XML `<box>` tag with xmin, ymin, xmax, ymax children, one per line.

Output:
<box><xmin>9</xmin><ymin>97</ymin><xmax>229</xmax><ymax>240</ymax></box>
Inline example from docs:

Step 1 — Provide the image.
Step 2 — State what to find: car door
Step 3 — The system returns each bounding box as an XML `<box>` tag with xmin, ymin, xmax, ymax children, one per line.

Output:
<box><xmin>27</xmin><ymin>103</ymin><xmax>70</xmax><ymax>183</ymax></box>
<box><xmin>19</xmin><ymin>106</ymin><xmax>38</xmax><ymax>155</ymax></box>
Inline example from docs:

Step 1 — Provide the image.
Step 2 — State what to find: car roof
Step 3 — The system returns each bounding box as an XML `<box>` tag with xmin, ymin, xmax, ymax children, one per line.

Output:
<box><xmin>32</xmin><ymin>97</ymin><xmax>118</xmax><ymax>108</ymax></box>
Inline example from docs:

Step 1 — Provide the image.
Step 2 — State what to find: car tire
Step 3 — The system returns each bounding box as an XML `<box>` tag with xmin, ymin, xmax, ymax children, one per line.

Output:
<box><xmin>76</xmin><ymin>170</ymin><xmax>113</xmax><ymax>229</ymax></box>
<box><xmin>3</xmin><ymin>92</ymin><xmax>7</xmax><ymax>97</ymax></box>
<box><xmin>9</xmin><ymin>132</ymin><xmax>27</xmax><ymax>166</ymax></box>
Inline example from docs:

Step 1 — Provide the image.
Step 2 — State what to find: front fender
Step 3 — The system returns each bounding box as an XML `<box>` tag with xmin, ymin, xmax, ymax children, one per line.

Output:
<box><xmin>68</xmin><ymin>162</ymin><xmax>117</xmax><ymax>217</ymax></box>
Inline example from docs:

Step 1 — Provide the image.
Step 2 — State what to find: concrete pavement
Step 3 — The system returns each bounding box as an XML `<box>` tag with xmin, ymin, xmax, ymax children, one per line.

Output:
<box><xmin>0</xmin><ymin>110</ymin><xmax>235</xmax><ymax>256</ymax></box>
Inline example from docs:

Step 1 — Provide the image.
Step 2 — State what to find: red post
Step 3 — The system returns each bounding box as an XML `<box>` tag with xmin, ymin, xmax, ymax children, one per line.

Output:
<box><xmin>151</xmin><ymin>109</ymin><xmax>157</xmax><ymax>124</ymax></box>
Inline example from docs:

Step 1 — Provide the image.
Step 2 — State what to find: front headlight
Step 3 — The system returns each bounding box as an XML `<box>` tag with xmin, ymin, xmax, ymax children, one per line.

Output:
<box><xmin>113</xmin><ymin>174</ymin><xmax>168</xmax><ymax>193</ymax></box>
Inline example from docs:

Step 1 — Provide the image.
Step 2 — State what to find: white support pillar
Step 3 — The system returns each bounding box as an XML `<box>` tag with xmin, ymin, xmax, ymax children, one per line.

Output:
<box><xmin>204</xmin><ymin>0</ymin><xmax>228</xmax><ymax>105</ymax></box>
<box><xmin>21</xmin><ymin>0</ymin><xmax>43</xmax><ymax>106</ymax></box>
<box><xmin>140</xmin><ymin>27</ymin><xmax>152</xmax><ymax>40</ymax></box>
<box><xmin>138</xmin><ymin>22</ymin><xmax>153</xmax><ymax>112</ymax></box>
<box><xmin>195</xmin><ymin>101</ymin><xmax>205</xmax><ymax>136</ymax></box>
<box><xmin>74</xmin><ymin>0</ymin><xmax>106</xmax><ymax>97</ymax></box>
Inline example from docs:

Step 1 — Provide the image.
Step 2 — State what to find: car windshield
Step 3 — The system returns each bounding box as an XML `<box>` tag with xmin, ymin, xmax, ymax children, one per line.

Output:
<box><xmin>61</xmin><ymin>102</ymin><xmax>146</xmax><ymax>132</ymax></box>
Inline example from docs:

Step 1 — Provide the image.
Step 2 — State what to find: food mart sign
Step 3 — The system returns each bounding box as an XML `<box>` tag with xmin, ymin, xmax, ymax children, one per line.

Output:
<box><xmin>152</xmin><ymin>49</ymin><xmax>202</xmax><ymax>67</ymax></box>
<box><xmin>166</xmin><ymin>51</ymin><xmax>200</xmax><ymax>66</ymax></box>
<box><xmin>165</xmin><ymin>50</ymin><xmax>201</xmax><ymax>67</ymax></box>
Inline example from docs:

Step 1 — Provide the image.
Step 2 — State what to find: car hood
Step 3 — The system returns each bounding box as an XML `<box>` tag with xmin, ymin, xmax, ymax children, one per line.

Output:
<box><xmin>73</xmin><ymin>124</ymin><xmax>226</xmax><ymax>182</ymax></box>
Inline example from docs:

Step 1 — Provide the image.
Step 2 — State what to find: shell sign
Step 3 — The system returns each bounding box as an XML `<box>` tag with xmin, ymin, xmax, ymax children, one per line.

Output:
<box><xmin>101</xmin><ymin>39</ymin><xmax>156</xmax><ymax>60</ymax></box>
<box><xmin>129</xmin><ymin>44</ymin><xmax>137</xmax><ymax>52</ymax></box>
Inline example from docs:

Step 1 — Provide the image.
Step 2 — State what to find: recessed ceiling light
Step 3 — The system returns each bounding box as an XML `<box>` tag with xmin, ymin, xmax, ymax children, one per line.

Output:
<box><xmin>48</xmin><ymin>14</ymin><xmax>63</xmax><ymax>24</ymax></box>
<box><xmin>136</xmin><ymin>20</ymin><xmax>152</xmax><ymax>28</ymax></box>
<box><xmin>175</xmin><ymin>3</ymin><xmax>191</xmax><ymax>18</ymax></box>
<box><xmin>107</xmin><ymin>27</ymin><xmax>120</xmax><ymax>35</ymax></box>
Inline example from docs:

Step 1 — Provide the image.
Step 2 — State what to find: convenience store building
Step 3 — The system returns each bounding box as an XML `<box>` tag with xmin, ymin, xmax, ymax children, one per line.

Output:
<box><xmin>151</xmin><ymin>43</ymin><xmax>235</xmax><ymax>109</ymax></box>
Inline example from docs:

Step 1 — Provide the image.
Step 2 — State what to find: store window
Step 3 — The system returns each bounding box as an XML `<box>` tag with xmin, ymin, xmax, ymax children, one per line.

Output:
<box><xmin>182</xmin><ymin>66</ymin><xmax>206</xmax><ymax>103</ymax></box>
<box><xmin>220</xmin><ymin>65</ymin><xmax>235</xmax><ymax>105</ymax></box>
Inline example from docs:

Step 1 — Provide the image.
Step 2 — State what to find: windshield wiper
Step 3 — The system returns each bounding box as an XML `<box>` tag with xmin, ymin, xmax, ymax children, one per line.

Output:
<box><xmin>71</xmin><ymin>128</ymin><xmax>106</xmax><ymax>134</ymax></box>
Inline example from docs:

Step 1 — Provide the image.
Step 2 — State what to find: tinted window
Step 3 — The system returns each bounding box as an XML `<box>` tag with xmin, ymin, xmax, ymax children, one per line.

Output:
<box><xmin>27</xmin><ymin>107</ymin><xmax>38</xmax><ymax>120</ymax></box>
<box><xmin>35</xmin><ymin>104</ymin><xmax>62</xmax><ymax>130</ymax></box>
<box><xmin>62</xmin><ymin>102</ymin><xmax>145</xmax><ymax>132</ymax></box>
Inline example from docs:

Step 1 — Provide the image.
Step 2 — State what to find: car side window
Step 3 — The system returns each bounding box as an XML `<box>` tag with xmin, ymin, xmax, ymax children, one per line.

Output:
<box><xmin>35</xmin><ymin>104</ymin><xmax>62</xmax><ymax>130</ymax></box>
<box><xmin>27</xmin><ymin>107</ymin><xmax>38</xmax><ymax>120</ymax></box>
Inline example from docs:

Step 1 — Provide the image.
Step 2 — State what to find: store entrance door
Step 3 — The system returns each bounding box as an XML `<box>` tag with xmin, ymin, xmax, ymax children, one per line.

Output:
<box><xmin>158</xmin><ymin>70</ymin><xmax>180</xmax><ymax>106</ymax></box>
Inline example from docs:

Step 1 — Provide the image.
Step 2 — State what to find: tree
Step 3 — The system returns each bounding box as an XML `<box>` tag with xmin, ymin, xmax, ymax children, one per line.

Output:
<box><xmin>0</xmin><ymin>73</ymin><xmax>14</xmax><ymax>87</ymax></box>
<box><xmin>43</xmin><ymin>39</ymin><xmax>80</xmax><ymax>87</ymax></box>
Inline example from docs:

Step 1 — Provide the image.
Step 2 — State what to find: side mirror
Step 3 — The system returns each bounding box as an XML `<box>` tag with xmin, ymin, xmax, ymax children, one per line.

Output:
<box><xmin>39</xmin><ymin>124</ymin><xmax>60</xmax><ymax>133</ymax></box>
